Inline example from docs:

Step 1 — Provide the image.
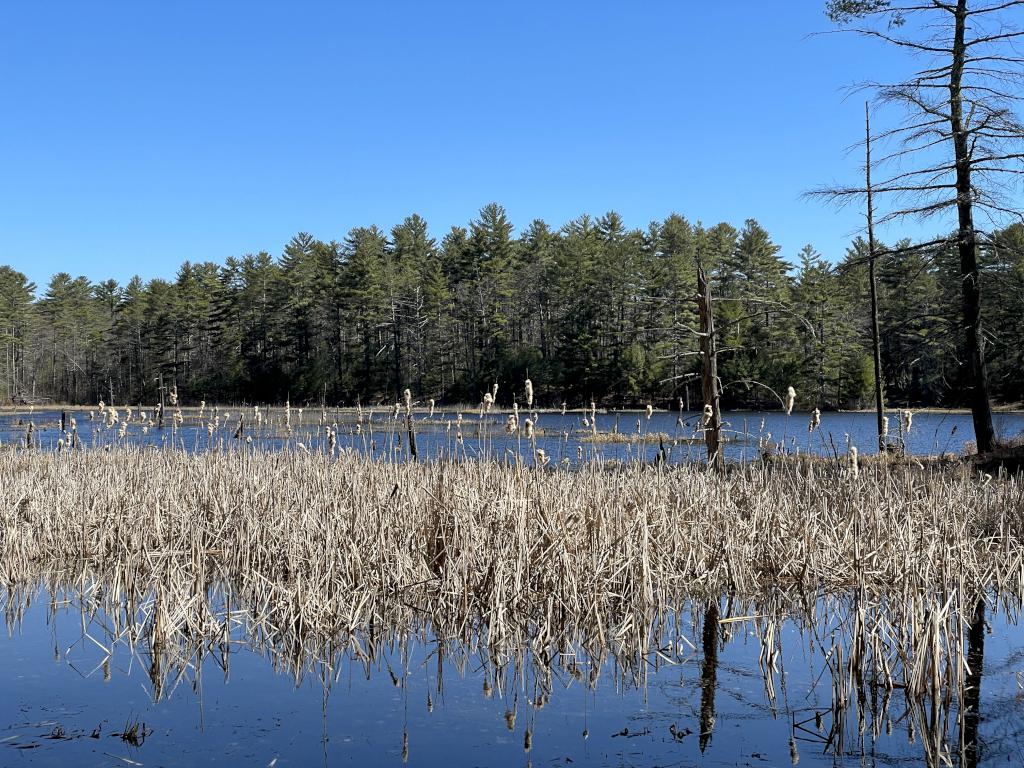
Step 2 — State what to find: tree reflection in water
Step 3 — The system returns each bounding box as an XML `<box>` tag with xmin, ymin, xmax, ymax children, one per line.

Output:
<box><xmin>1</xmin><ymin>571</ymin><xmax>1016</xmax><ymax>767</ymax></box>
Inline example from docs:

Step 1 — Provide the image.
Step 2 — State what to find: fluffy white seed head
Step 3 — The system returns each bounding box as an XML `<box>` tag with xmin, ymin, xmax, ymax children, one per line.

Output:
<box><xmin>784</xmin><ymin>386</ymin><xmax>796</xmax><ymax>416</ymax></box>
<box><xmin>809</xmin><ymin>407</ymin><xmax>821</xmax><ymax>432</ymax></box>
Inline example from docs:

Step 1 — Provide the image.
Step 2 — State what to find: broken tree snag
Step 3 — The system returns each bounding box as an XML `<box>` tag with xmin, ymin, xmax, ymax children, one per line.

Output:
<box><xmin>697</xmin><ymin>265</ymin><xmax>723</xmax><ymax>472</ymax></box>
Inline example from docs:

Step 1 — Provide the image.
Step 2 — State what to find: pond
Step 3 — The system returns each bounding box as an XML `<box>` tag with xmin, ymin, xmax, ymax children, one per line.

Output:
<box><xmin>3</xmin><ymin>407</ymin><xmax>1023</xmax><ymax>464</ymax></box>
<box><xmin>1</xmin><ymin>584</ymin><xmax>1020</xmax><ymax>767</ymax></box>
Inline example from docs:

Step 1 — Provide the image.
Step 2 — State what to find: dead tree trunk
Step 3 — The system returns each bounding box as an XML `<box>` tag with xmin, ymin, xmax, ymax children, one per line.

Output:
<box><xmin>951</xmin><ymin>0</ymin><xmax>996</xmax><ymax>454</ymax></box>
<box><xmin>697</xmin><ymin>266</ymin><xmax>723</xmax><ymax>471</ymax></box>
<box><xmin>865</xmin><ymin>103</ymin><xmax>887</xmax><ymax>452</ymax></box>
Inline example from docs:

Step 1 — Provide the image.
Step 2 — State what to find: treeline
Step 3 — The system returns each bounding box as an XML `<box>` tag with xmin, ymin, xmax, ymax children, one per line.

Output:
<box><xmin>2</xmin><ymin>205</ymin><xmax>1022</xmax><ymax>409</ymax></box>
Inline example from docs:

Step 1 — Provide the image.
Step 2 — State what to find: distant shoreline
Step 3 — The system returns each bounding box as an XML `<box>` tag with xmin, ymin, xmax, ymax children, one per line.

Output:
<box><xmin>2</xmin><ymin>403</ymin><xmax>1022</xmax><ymax>416</ymax></box>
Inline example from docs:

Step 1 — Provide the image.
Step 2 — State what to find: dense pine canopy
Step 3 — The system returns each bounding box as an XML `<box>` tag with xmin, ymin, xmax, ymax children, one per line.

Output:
<box><xmin>2</xmin><ymin>207</ymin><xmax>1022</xmax><ymax>409</ymax></box>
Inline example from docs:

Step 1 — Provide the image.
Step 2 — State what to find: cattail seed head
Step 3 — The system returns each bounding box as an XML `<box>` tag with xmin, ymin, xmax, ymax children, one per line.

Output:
<box><xmin>645</xmin><ymin>404</ymin><xmax>653</xmax><ymax>420</ymax></box>
<box><xmin>702</xmin><ymin>404</ymin><xmax>713</xmax><ymax>426</ymax></box>
<box><xmin>784</xmin><ymin>386</ymin><xmax>796</xmax><ymax>416</ymax></box>
<box><xmin>809</xmin><ymin>407</ymin><xmax>821</xmax><ymax>432</ymax></box>
<box><xmin>902</xmin><ymin>409</ymin><xmax>913</xmax><ymax>433</ymax></box>
<box><xmin>525</xmin><ymin>378</ymin><xmax>533</xmax><ymax>408</ymax></box>
<box><xmin>524</xmin><ymin>419</ymin><xmax>534</xmax><ymax>439</ymax></box>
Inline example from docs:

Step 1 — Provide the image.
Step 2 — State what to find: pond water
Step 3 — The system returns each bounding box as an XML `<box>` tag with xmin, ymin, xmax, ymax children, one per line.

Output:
<box><xmin>1</xmin><ymin>586</ymin><xmax>1020</xmax><ymax>767</ymax></box>
<box><xmin>3</xmin><ymin>407</ymin><xmax>1023</xmax><ymax>464</ymax></box>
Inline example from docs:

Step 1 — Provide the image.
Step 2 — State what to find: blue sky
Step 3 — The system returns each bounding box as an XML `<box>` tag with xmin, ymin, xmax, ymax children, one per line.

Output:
<box><xmin>0</xmin><ymin>1</ymin><xmax>980</xmax><ymax>290</ymax></box>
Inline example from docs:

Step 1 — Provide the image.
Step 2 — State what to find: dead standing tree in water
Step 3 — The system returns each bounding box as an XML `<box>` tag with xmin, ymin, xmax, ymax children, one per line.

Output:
<box><xmin>819</xmin><ymin>0</ymin><xmax>1024</xmax><ymax>453</ymax></box>
<box><xmin>696</xmin><ymin>265</ymin><xmax>724</xmax><ymax>471</ymax></box>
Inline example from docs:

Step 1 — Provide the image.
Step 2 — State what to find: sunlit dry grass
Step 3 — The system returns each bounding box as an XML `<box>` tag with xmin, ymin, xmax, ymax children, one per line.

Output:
<box><xmin>1</xmin><ymin>447</ymin><xmax>1022</xmax><ymax>764</ymax></box>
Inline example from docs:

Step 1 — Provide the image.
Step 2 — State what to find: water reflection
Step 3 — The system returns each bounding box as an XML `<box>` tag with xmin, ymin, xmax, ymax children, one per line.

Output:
<box><xmin>699</xmin><ymin>600</ymin><xmax>718</xmax><ymax>753</ymax></box>
<box><xmin>2</xmin><ymin>570</ymin><xmax>1018</xmax><ymax>766</ymax></box>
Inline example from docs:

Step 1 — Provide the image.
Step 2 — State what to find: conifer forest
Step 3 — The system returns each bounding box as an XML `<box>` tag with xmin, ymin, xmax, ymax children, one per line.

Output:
<box><xmin>3</xmin><ymin>208</ymin><xmax>1023</xmax><ymax>410</ymax></box>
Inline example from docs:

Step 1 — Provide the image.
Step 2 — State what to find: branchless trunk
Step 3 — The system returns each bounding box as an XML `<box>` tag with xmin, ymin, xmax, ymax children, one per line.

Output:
<box><xmin>865</xmin><ymin>103</ymin><xmax>887</xmax><ymax>451</ymax></box>
<box><xmin>951</xmin><ymin>0</ymin><xmax>996</xmax><ymax>453</ymax></box>
<box><xmin>697</xmin><ymin>266</ymin><xmax>723</xmax><ymax>471</ymax></box>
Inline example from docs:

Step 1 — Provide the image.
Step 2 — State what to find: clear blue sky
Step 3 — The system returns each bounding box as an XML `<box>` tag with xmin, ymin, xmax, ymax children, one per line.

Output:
<box><xmin>0</xmin><ymin>1</ymin><xmax>963</xmax><ymax>290</ymax></box>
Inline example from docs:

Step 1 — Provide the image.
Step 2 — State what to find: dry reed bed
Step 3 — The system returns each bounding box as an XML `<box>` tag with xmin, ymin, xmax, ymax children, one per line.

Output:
<box><xmin>3</xmin><ymin>449</ymin><xmax>1022</xmax><ymax>643</ymax></box>
<box><xmin>3</xmin><ymin>447</ymin><xmax>1022</xmax><ymax>762</ymax></box>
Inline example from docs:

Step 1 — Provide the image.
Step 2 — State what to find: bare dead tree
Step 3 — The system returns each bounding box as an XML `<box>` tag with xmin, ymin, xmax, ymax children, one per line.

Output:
<box><xmin>815</xmin><ymin>0</ymin><xmax>1024</xmax><ymax>453</ymax></box>
<box><xmin>865</xmin><ymin>103</ymin><xmax>888</xmax><ymax>451</ymax></box>
<box><xmin>697</xmin><ymin>265</ymin><xmax>724</xmax><ymax>471</ymax></box>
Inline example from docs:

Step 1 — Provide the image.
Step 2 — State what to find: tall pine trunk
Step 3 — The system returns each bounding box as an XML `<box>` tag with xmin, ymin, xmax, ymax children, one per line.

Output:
<box><xmin>951</xmin><ymin>0</ymin><xmax>996</xmax><ymax>453</ymax></box>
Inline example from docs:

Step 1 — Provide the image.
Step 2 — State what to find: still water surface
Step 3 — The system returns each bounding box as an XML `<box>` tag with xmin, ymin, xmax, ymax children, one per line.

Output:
<box><xmin>1</xmin><ymin>588</ymin><xmax>1021</xmax><ymax>767</ymax></box>
<box><xmin>3</xmin><ymin>408</ymin><xmax>1023</xmax><ymax>463</ymax></box>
